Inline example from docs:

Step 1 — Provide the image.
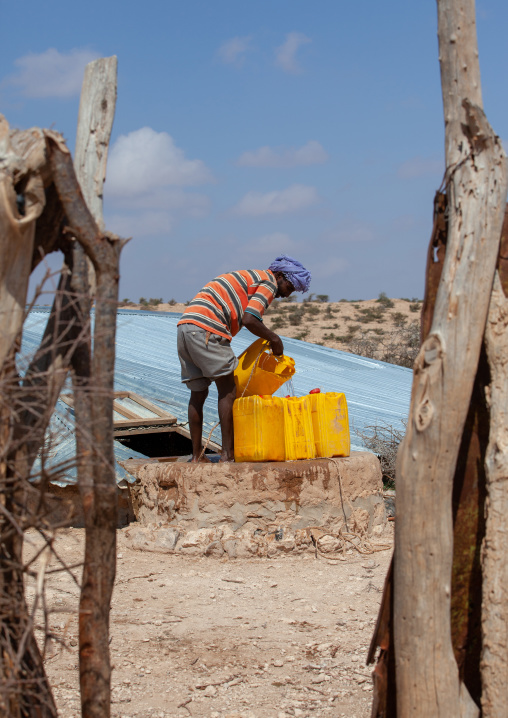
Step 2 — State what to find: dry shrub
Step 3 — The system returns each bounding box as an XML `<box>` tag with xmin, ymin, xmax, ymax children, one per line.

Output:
<box><xmin>355</xmin><ymin>420</ymin><xmax>406</xmax><ymax>487</ymax></box>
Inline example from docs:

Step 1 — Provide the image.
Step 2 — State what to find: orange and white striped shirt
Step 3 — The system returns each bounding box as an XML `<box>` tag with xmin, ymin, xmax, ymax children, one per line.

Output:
<box><xmin>177</xmin><ymin>269</ymin><xmax>277</xmax><ymax>340</ymax></box>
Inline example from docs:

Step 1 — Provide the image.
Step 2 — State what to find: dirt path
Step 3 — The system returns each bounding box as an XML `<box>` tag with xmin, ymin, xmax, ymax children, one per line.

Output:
<box><xmin>25</xmin><ymin>526</ymin><xmax>392</xmax><ymax>718</ymax></box>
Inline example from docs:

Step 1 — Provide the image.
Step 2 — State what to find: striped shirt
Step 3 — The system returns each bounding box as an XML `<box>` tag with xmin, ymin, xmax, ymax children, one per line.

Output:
<box><xmin>177</xmin><ymin>269</ymin><xmax>277</xmax><ymax>340</ymax></box>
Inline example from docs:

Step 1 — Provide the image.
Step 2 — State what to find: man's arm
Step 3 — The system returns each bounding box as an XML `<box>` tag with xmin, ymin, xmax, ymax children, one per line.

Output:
<box><xmin>243</xmin><ymin>312</ymin><xmax>284</xmax><ymax>356</ymax></box>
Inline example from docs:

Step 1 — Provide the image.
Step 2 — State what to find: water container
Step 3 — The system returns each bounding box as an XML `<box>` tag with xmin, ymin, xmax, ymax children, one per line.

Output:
<box><xmin>283</xmin><ymin>396</ymin><xmax>316</xmax><ymax>461</ymax></box>
<box><xmin>234</xmin><ymin>338</ymin><xmax>295</xmax><ymax>398</ymax></box>
<box><xmin>309</xmin><ymin>392</ymin><xmax>350</xmax><ymax>457</ymax></box>
<box><xmin>233</xmin><ymin>395</ymin><xmax>285</xmax><ymax>462</ymax></box>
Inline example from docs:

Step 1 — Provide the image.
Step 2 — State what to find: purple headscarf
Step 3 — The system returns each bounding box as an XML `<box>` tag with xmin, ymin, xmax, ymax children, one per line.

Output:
<box><xmin>268</xmin><ymin>255</ymin><xmax>311</xmax><ymax>293</ymax></box>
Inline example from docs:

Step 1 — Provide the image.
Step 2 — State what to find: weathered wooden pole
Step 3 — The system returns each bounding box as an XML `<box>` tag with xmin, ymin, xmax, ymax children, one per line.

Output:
<box><xmin>481</xmin><ymin>209</ymin><xmax>508</xmax><ymax>716</ymax></box>
<box><xmin>74</xmin><ymin>55</ymin><xmax>117</xmax><ymax>296</ymax></box>
<box><xmin>71</xmin><ymin>56</ymin><xmax>120</xmax><ymax>718</ymax></box>
<box><xmin>393</xmin><ymin>1</ymin><xmax>507</xmax><ymax>716</ymax></box>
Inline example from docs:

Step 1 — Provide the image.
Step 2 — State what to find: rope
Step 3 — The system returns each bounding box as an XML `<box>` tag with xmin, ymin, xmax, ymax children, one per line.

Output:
<box><xmin>310</xmin><ymin>525</ymin><xmax>391</xmax><ymax>560</ymax></box>
<box><xmin>327</xmin><ymin>457</ymin><xmax>349</xmax><ymax>531</ymax></box>
<box><xmin>305</xmin><ymin>457</ymin><xmax>392</xmax><ymax>559</ymax></box>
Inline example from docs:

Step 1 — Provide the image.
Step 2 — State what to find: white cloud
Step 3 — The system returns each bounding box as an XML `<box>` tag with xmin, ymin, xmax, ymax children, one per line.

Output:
<box><xmin>106</xmin><ymin>127</ymin><xmax>213</xmax><ymax>197</ymax></box>
<box><xmin>311</xmin><ymin>257</ymin><xmax>349</xmax><ymax>279</ymax></box>
<box><xmin>231</xmin><ymin>184</ymin><xmax>320</xmax><ymax>216</ymax></box>
<box><xmin>397</xmin><ymin>156</ymin><xmax>443</xmax><ymax>179</ymax></box>
<box><xmin>324</xmin><ymin>220</ymin><xmax>375</xmax><ymax>244</ymax></box>
<box><xmin>237</xmin><ymin>140</ymin><xmax>327</xmax><ymax>168</ymax></box>
<box><xmin>217</xmin><ymin>36</ymin><xmax>251</xmax><ymax>66</ymax></box>
<box><xmin>107</xmin><ymin>186</ymin><xmax>211</xmax><ymax>217</ymax></box>
<box><xmin>104</xmin><ymin>128</ymin><xmax>213</xmax><ymax>238</ymax></box>
<box><xmin>214</xmin><ymin>233</ymin><xmax>300</xmax><ymax>270</ymax></box>
<box><xmin>106</xmin><ymin>211</ymin><xmax>173</xmax><ymax>238</ymax></box>
<box><xmin>275</xmin><ymin>32</ymin><xmax>311</xmax><ymax>74</ymax></box>
<box><xmin>5</xmin><ymin>47</ymin><xmax>100</xmax><ymax>98</ymax></box>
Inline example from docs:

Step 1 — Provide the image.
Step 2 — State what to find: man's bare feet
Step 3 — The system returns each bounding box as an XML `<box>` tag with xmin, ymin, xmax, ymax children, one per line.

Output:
<box><xmin>219</xmin><ymin>452</ymin><xmax>235</xmax><ymax>463</ymax></box>
<box><xmin>188</xmin><ymin>454</ymin><xmax>212</xmax><ymax>463</ymax></box>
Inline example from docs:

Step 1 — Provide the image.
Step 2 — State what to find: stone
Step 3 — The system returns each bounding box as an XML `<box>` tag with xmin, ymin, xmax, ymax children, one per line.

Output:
<box><xmin>124</xmin><ymin>452</ymin><xmax>384</xmax><ymax>536</ymax></box>
<box><xmin>203</xmin><ymin>684</ymin><xmax>217</xmax><ymax>697</ymax></box>
<box><xmin>119</xmin><ymin>452</ymin><xmax>386</xmax><ymax>558</ymax></box>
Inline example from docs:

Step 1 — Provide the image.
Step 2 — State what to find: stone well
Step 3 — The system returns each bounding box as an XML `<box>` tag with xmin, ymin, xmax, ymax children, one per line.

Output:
<box><xmin>120</xmin><ymin>451</ymin><xmax>387</xmax><ymax>558</ymax></box>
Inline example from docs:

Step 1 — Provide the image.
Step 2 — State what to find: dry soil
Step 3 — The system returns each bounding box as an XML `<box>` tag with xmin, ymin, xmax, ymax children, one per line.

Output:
<box><xmin>26</xmin><ymin>526</ymin><xmax>394</xmax><ymax>718</ymax></box>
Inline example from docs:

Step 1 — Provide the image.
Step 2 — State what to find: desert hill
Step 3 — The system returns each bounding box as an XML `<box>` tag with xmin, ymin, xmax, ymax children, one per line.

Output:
<box><xmin>120</xmin><ymin>295</ymin><xmax>422</xmax><ymax>367</ymax></box>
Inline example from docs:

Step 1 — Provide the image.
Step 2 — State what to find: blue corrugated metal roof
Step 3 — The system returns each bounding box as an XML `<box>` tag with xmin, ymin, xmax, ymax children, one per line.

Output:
<box><xmin>21</xmin><ymin>307</ymin><xmax>412</xmax><ymax>484</ymax></box>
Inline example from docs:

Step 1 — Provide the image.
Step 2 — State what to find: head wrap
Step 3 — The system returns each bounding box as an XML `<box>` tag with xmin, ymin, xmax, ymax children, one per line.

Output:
<box><xmin>268</xmin><ymin>255</ymin><xmax>311</xmax><ymax>293</ymax></box>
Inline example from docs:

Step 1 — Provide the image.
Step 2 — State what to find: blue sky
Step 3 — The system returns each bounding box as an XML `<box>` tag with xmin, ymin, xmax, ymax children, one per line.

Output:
<box><xmin>2</xmin><ymin>0</ymin><xmax>507</xmax><ymax>302</ymax></box>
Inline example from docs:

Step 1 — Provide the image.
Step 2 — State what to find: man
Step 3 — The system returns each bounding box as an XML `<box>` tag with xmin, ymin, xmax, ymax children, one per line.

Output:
<box><xmin>177</xmin><ymin>255</ymin><xmax>311</xmax><ymax>462</ymax></box>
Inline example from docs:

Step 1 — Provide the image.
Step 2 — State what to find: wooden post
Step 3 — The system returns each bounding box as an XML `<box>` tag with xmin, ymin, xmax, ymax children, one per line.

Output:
<box><xmin>74</xmin><ymin>56</ymin><xmax>117</xmax><ymax>295</ymax></box>
<box><xmin>481</xmin><ymin>208</ymin><xmax>508</xmax><ymax>716</ymax></box>
<box><xmin>75</xmin><ymin>56</ymin><xmax>117</xmax><ymax>230</ymax></box>
<box><xmin>68</xmin><ymin>56</ymin><xmax>119</xmax><ymax>718</ymax></box>
<box><xmin>393</xmin><ymin>1</ymin><xmax>507</xmax><ymax>716</ymax></box>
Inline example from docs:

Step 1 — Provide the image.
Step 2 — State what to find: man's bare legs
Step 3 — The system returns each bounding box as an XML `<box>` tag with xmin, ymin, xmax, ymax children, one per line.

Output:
<box><xmin>188</xmin><ymin>388</ymin><xmax>210</xmax><ymax>462</ymax></box>
<box><xmin>215</xmin><ymin>372</ymin><xmax>236</xmax><ymax>462</ymax></box>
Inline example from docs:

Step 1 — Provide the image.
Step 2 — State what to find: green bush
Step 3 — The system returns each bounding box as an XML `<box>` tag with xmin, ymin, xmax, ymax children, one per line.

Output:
<box><xmin>288</xmin><ymin>308</ymin><xmax>305</xmax><ymax>326</ymax></box>
<box><xmin>409</xmin><ymin>302</ymin><xmax>421</xmax><ymax>313</ymax></box>
<box><xmin>305</xmin><ymin>305</ymin><xmax>321</xmax><ymax>316</ymax></box>
<box><xmin>377</xmin><ymin>292</ymin><xmax>394</xmax><ymax>309</ymax></box>
<box><xmin>356</xmin><ymin>307</ymin><xmax>386</xmax><ymax>323</ymax></box>
<box><xmin>168</xmin><ymin>298</ymin><xmax>177</xmax><ymax>306</ymax></box>
<box><xmin>294</xmin><ymin>330</ymin><xmax>309</xmax><ymax>340</ymax></box>
<box><xmin>392</xmin><ymin>312</ymin><xmax>407</xmax><ymax>326</ymax></box>
<box><xmin>270</xmin><ymin>316</ymin><xmax>286</xmax><ymax>329</ymax></box>
<box><xmin>316</xmin><ymin>294</ymin><xmax>329</xmax><ymax>303</ymax></box>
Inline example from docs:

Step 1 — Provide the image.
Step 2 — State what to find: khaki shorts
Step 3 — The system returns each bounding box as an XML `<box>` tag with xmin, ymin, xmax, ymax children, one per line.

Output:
<box><xmin>177</xmin><ymin>324</ymin><xmax>239</xmax><ymax>392</ymax></box>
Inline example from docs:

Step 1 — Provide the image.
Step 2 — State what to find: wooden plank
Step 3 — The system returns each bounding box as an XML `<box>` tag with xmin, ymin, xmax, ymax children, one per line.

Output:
<box><xmin>114</xmin><ymin>426</ymin><xmax>178</xmax><ymax>437</ymax></box>
<box><xmin>127</xmin><ymin>392</ymin><xmax>176</xmax><ymax>419</ymax></box>
<box><xmin>112</xmin><ymin>400</ymin><xmax>142</xmax><ymax>421</ymax></box>
<box><xmin>113</xmin><ymin>417</ymin><xmax>177</xmax><ymax>429</ymax></box>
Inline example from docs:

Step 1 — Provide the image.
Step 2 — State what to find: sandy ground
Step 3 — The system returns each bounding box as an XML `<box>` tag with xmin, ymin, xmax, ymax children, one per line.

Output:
<box><xmin>121</xmin><ymin>297</ymin><xmax>422</xmax><ymax>361</ymax></box>
<box><xmin>26</xmin><ymin>526</ymin><xmax>393</xmax><ymax>718</ymax></box>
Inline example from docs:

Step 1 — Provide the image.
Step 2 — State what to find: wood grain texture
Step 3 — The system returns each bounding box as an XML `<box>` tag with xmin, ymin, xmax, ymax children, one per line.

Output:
<box><xmin>74</xmin><ymin>57</ymin><xmax>117</xmax><ymax>231</ymax></box>
<box><xmin>481</xmin><ymin>209</ymin><xmax>508</xmax><ymax>716</ymax></box>
<box><xmin>393</xmin><ymin>1</ymin><xmax>507</xmax><ymax>715</ymax></box>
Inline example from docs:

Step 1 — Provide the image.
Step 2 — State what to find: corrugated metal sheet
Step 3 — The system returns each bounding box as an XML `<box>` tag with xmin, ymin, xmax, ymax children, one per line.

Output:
<box><xmin>21</xmin><ymin>307</ymin><xmax>412</xmax><ymax>484</ymax></box>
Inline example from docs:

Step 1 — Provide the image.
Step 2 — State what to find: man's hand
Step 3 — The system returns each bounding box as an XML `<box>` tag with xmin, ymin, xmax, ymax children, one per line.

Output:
<box><xmin>269</xmin><ymin>335</ymin><xmax>284</xmax><ymax>356</ymax></box>
<box><xmin>243</xmin><ymin>312</ymin><xmax>284</xmax><ymax>356</ymax></box>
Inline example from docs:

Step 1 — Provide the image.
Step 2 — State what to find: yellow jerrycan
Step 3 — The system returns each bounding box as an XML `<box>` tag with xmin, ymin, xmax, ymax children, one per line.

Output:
<box><xmin>234</xmin><ymin>338</ymin><xmax>295</xmax><ymax>398</ymax></box>
<box><xmin>233</xmin><ymin>395</ymin><xmax>285</xmax><ymax>462</ymax></box>
<box><xmin>283</xmin><ymin>396</ymin><xmax>316</xmax><ymax>461</ymax></box>
<box><xmin>309</xmin><ymin>391</ymin><xmax>350</xmax><ymax>458</ymax></box>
